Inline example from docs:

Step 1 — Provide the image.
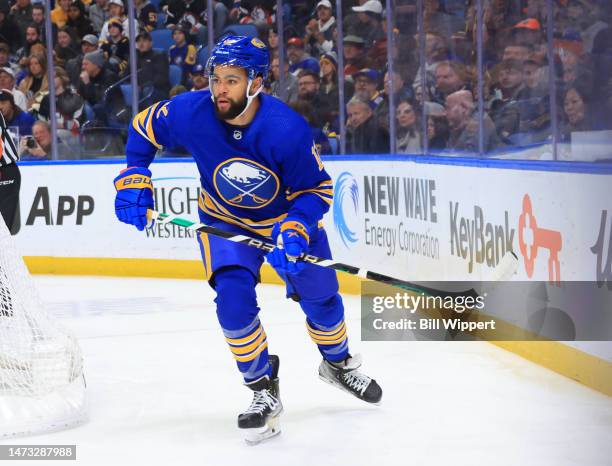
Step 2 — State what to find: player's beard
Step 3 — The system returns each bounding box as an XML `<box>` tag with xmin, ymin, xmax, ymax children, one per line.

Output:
<box><xmin>214</xmin><ymin>94</ymin><xmax>248</xmax><ymax>120</ymax></box>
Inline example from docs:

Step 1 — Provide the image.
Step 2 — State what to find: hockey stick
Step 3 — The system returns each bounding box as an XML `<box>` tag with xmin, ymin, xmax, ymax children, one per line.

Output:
<box><xmin>147</xmin><ymin>210</ymin><xmax>519</xmax><ymax>299</ymax></box>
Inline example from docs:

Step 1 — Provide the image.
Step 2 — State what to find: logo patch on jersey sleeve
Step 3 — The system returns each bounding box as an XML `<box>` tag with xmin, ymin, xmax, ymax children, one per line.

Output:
<box><xmin>213</xmin><ymin>158</ymin><xmax>280</xmax><ymax>209</ymax></box>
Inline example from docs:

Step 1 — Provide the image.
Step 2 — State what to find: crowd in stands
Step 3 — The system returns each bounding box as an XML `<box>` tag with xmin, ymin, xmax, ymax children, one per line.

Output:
<box><xmin>0</xmin><ymin>0</ymin><xmax>611</xmax><ymax>159</ymax></box>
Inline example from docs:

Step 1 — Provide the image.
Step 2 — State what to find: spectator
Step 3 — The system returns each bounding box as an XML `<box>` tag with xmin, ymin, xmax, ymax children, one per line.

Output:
<box><xmin>189</xmin><ymin>63</ymin><xmax>208</xmax><ymax>91</ymax></box>
<box><xmin>169</xmin><ymin>22</ymin><xmax>197</xmax><ymax>84</ymax></box>
<box><xmin>89</xmin><ymin>0</ymin><xmax>111</xmax><ymax>34</ymax></box>
<box><xmin>345</xmin><ymin>95</ymin><xmax>389</xmax><ymax>154</ymax></box>
<box><xmin>523</xmin><ymin>54</ymin><xmax>546</xmax><ymax>93</ymax></box>
<box><xmin>0</xmin><ymin>0</ymin><xmax>23</xmax><ymax>52</ymax></box>
<box><xmin>304</xmin><ymin>0</ymin><xmax>336</xmax><ymax>56</ymax></box>
<box><xmin>99</xmin><ymin>0</ymin><xmax>137</xmax><ymax>41</ymax></box>
<box><xmin>164</xmin><ymin>0</ymin><xmax>205</xmax><ymax>31</ymax></box>
<box><xmin>135</xmin><ymin>0</ymin><xmax>158</xmax><ymax>32</ymax></box>
<box><xmin>0</xmin><ymin>67</ymin><xmax>27</xmax><ymax>110</ymax></box>
<box><xmin>445</xmin><ymin>90</ymin><xmax>500</xmax><ymax>152</ymax></box>
<box><xmin>512</xmin><ymin>18</ymin><xmax>543</xmax><ymax>49</ymax></box>
<box><xmin>343</xmin><ymin>0</ymin><xmax>368</xmax><ymax>37</ymax></box>
<box><xmin>489</xmin><ymin>59</ymin><xmax>526</xmax><ymax>142</ymax></box>
<box><xmin>432</xmin><ymin>60</ymin><xmax>470</xmax><ymax>105</ymax></box>
<box><xmin>231</xmin><ymin>0</ymin><xmax>275</xmax><ymax>32</ymax></box>
<box><xmin>78</xmin><ymin>49</ymin><xmax>119</xmax><ymax>123</ymax></box>
<box><xmin>375</xmin><ymin>68</ymin><xmax>411</xmax><ymax>131</ymax></box>
<box><xmin>136</xmin><ymin>30</ymin><xmax>170</xmax><ymax>102</ymax></box>
<box><xmin>352</xmin><ymin>68</ymin><xmax>383</xmax><ymax>110</ymax></box>
<box><xmin>502</xmin><ymin>42</ymin><xmax>532</xmax><ymax>63</ymax></box>
<box><xmin>427</xmin><ymin>113</ymin><xmax>449</xmax><ymax>150</ymax></box>
<box><xmin>517</xmin><ymin>54</ymin><xmax>551</xmax><ymax>142</ymax></box>
<box><xmin>412</xmin><ymin>32</ymin><xmax>450</xmax><ymax>98</ymax></box>
<box><xmin>350</xmin><ymin>0</ymin><xmax>384</xmax><ymax>48</ymax></box>
<box><xmin>19</xmin><ymin>120</ymin><xmax>51</xmax><ymax>160</ymax></box>
<box><xmin>318</xmin><ymin>51</ymin><xmax>351</xmax><ymax>130</ymax></box>
<box><xmin>0</xmin><ymin>89</ymin><xmax>35</xmax><ymax>135</ymax></box>
<box><xmin>423</xmin><ymin>0</ymin><xmax>464</xmax><ymax>40</ymax></box>
<box><xmin>202</xmin><ymin>0</ymin><xmax>229</xmax><ymax>42</ymax></box>
<box><xmin>289</xmin><ymin>100</ymin><xmax>332</xmax><ymax>155</ymax></box>
<box><xmin>342</xmin><ymin>35</ymin><xmax>368</xmax><ymax>78</ymax></box>
<box><xmin>0</xmin><ymin>43</ymin><xmax>16</xmax><ymax>74</ymax></box>
<box><xmin>395</xmin><ymin>98</ymin><xmax>421</xmax><ymax>153</ymax></box>
<box><xmin>9</xmin><ymin>0</ymin><xmax>33</xmax><ymax>37</ymax></box>
<box><xmin>54</xmin><ymin>27</ymin><xmax>80</xmax><ymax>68</ymax></box>
<box><xmin>269</xmin><ymin>54</ymin><xmax>298</xmax><ymax>103</ymax></box>
<box><xmin>287</xmin><ymin>37</ymin><xmax>320</xmax><ymax>76</ymax></box>
<box><xmin>169</xmin><ymin>84</ymin><xmax>188</xmax><ymax>97</ymax></box>
<box><xmin>18</xmin><ymin>53</ymin><xmax>49</xmax><ymax>111</ymax></box>
<box><xmin>561</xmin><ymin>50</ymin><xmax>582</xmax><ymax>87</ymax></box>
<box><xmin>51</xmin><ymin>0</ymin><xmax>71</xmax><ymax>28</ymax></box>
<box><xmin>16</xmin><ymin>23</ymin><xmax>42</xmax><ymax>69</ymax></box>
<box><xmin>267</xmin><ymin>27</ymin><xmax>279</xmax><ymax>56</ymax></box>
<box><xmin>100</xmin><ymin>18</ymin><xmax>130</xmax><ymax>75</ymax></box>
<box><xmin>296</xmin><ymin>69</ymin><xmax>326</xmax><ymax>128</ymax></box>
<box><xmin>66</xmin><ymin>34</ymin><xmax>99</xmax><ymax>86</ymax></box>
<box><xmin>560</xmin><ymin>83</ymin><xmax>601</xmax><ymax>141</ymax></box>
<box><xmin>31</xmin><ymin>4</ymin><xmax>54</xmax><ymax>45</ymax></box>
<box><xmin>37</xmin><ymin>67</ymin><xmax>84</xmax><ymax>132</ymax></box>
<box><xmin>66</xmin><ymin>0</ymin><xmax>94</xmax><ymax>39</ymax></box>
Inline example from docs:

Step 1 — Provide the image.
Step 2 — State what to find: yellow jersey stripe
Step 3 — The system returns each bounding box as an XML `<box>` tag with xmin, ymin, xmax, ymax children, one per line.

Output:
<box><xmin>230</xmin><ymin>332</ymin><xmax>267</xmax><ymax>355</ymax></box>
<box><xmin>199</xmin><ymin>232</ymin><xmax>212</xmax><ymax>280</ymax></box>
<box><xmin>308</xmin><ymin>327</ymin><xmax>347</xmax><ymax>342</ymax></box>
<box><xmin>286</xmin><ymin>180</ymin><xmax>333</xmax><ymax>201</ymax></box>
<box><xmin>199</xmin><ymin>192</ymin><xmax>288</xmax><ymax>238</ymax></box>
<box><xmin>225</xmin><ymin>325</ymin><xmax>263</xmax><ymax>346</ymax></box>
<box><xmin>307</xmin><ymin>321</ymin><xmax>346</xmax><ymax>336</ymax></box>
<box><xmin>132</xmin><ymin>102</ymin><xmax>162</xmax><ymax>149</ymax></box>
<box><xmin>234</xmin><ymin>341</ymin><xmax>268</xmax><ymax>362</ymax></box>
<box><xmin>202</xmin><ymin>190</ymin><xmax>287</xmax><ymax>227</ymax></box>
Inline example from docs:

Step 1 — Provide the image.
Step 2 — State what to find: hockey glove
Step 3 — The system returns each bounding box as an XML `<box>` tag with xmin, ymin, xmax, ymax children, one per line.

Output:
<box><xmin>267</xmin><ymin>218</ymin><xmax>309</xmax><ymax>275</ymax></box>
<box><xmin>114</xmin><ymin>167</ymin><xmax>154</xmax><ymax>231</ymax></box>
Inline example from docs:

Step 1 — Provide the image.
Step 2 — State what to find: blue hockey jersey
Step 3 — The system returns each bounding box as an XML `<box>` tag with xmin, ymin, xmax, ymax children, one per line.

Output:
<box><xmin>125</xmin><ymin>91</ymin><xmax>333</xmax><ymax>238</ymax></box>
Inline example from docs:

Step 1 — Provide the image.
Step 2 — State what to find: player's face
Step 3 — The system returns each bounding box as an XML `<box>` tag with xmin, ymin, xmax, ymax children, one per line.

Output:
<box><xmin>210</xmin><ymin>65</ymin><xmax>253</xmax><ymax>120</ymax></box>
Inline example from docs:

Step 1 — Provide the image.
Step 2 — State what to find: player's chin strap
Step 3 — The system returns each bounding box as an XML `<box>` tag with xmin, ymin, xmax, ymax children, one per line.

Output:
<box><xmin>235</xmin><ymin>78</ymin><xmax>263</xmax><ymax>120</ymax></box>
<box><xmin>209</xmin><ymin>78</ymin><xmax>263</xmax><ymax>120</ymax></box>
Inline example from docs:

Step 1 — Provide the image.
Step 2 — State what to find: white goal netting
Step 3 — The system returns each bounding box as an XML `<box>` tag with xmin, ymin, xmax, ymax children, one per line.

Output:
<box><xmin>0</xmin><ymin>215</ymin><xmax>87</xmax><ymax>438</ymax></box>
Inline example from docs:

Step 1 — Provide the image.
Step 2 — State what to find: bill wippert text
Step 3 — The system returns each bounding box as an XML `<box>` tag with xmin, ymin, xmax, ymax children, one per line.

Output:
<box><xmin>372</xmin><ymin>318</ymin><xmax>496</xmax><ymax>332</ymax></box>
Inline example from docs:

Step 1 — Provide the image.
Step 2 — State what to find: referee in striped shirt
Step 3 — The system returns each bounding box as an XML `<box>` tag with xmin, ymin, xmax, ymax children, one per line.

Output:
<box><xmin>0</xmin><ymin>110</ymin><xmax>20</xmax><ymax>234</ymax></box>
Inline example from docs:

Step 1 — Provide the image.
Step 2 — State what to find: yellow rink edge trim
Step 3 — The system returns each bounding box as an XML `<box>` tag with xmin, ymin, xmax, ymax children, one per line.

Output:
<box><xmin>23</xmin><ymin>256</ymin><xmax>611</xmax><ymax>397</ymax></box>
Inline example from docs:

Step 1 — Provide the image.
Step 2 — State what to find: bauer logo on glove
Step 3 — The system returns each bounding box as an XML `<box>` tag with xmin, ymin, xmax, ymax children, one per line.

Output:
<box><xmin>113</xmin><ymin>167</ymin><xmax>155</xmax><ymax>231</ymax></box>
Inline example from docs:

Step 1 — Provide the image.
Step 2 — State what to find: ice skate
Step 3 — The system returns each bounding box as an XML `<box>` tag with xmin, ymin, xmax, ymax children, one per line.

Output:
<box><xmin>319</xmin><ymin>354</ymin><xmax>382</xmax><ymax>405</ymax></box>
<box><xmin>238</xmin><ymin>355</ymin><xmax>283</xmax><ymax>445</ymax></box>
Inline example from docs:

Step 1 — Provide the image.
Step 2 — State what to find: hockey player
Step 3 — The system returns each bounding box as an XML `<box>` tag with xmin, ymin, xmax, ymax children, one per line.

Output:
<box><xmin>113</xmin><ymin>35</ymin><xmax>382</xmax><ymax>444</ymax></box>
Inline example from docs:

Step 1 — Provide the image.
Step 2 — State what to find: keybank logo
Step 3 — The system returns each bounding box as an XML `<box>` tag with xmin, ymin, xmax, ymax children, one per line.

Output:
<box><xmin>333</xmin><ymin>172</ymin><xmax>359</xmax><ymax>248</ymax></box>
<box><xmin>518</xmin><ymin>194</ymin><xmax>562</xmax><ymax>285</ymax></box>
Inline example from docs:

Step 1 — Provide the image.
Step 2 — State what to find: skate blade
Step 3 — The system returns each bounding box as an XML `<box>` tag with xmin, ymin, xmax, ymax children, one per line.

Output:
<box><xmin>243</xmin><ymin>416</ymin><xmax>281</xmax><ymax>446</ymax></box>
<box><xmin>318</xmin><ymin>374</ymin><xmax>382</xmax><ymax>406</ymax></box>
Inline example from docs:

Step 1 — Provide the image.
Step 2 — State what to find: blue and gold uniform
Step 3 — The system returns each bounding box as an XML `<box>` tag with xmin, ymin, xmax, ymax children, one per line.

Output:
<box><xmin>125</xmin><ymin>89</ymin><xmax>349</xmax><ymax>382</ymax></box>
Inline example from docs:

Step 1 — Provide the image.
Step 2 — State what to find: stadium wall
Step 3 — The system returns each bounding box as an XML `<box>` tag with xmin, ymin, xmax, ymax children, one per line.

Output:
<box><xmin>14</xmin><ymin>157</ymin><xmax>612</xmax><ymax>395</ymax></box>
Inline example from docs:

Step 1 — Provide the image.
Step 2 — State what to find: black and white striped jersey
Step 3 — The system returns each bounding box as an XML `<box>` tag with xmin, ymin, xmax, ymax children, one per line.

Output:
<box><xmin>0</xmin><ymin>112</ymin><xmax>19</xmax><ymax>166</ymax></box>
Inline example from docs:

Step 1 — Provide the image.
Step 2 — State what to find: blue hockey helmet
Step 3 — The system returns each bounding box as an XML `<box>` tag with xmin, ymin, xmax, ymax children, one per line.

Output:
<box><xmin>206</xmin><ymin>35</ymin><xmax>270</xmax><ymax>81</ymax></box>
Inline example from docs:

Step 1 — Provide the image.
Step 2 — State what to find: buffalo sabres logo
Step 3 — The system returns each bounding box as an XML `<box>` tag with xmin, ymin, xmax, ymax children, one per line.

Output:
<box><xmin>251</xmin><ymin>38</ymin><xmax>266</xmax><ymax>49</ymax></box>
<box><xmin>213</xmin><ymin>158</ymin><xmax>279</xmax><ymax>209</ymax></box>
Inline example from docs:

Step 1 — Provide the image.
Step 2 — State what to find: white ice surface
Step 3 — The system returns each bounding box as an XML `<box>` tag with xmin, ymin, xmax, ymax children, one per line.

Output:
<box><xmin>1</xmin><ymin>276</ymin><xmax>610</xmax><ymax>466</ymax></box>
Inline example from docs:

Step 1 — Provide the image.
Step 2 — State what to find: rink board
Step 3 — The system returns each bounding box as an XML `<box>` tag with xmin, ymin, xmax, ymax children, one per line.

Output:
<box><xmin>13</xmin><ymin>157</ymin><xmax>612</xmax><ymax>395</ymax></box>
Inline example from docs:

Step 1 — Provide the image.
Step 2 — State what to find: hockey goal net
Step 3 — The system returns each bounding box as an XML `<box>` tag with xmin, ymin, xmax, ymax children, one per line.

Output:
<box><xmin>0</xmin><ymin>215</ymin><xmax>87</xmax><ymax>438</ymax></box>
